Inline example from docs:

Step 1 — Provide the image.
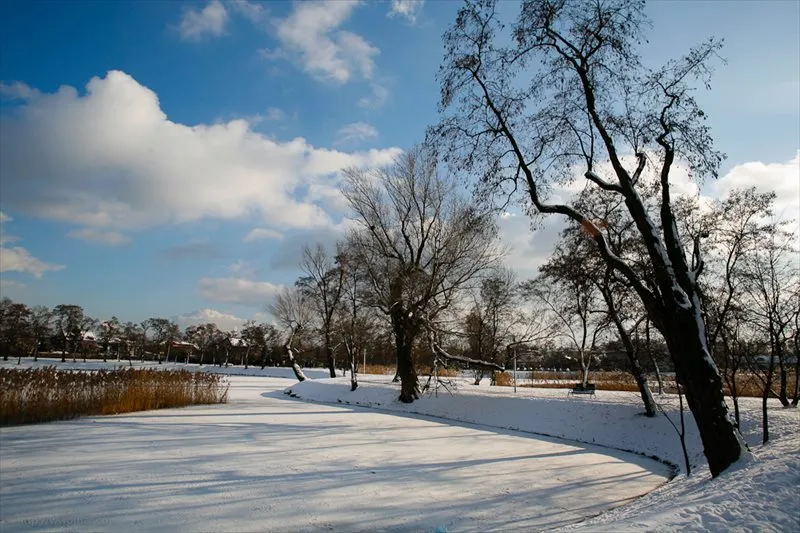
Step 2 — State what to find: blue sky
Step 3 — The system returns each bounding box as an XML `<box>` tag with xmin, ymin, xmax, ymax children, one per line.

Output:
<box><xmin>0</xmin><ymin>0</ymin><xmax>798</xmax><ymax>330</ymax></box>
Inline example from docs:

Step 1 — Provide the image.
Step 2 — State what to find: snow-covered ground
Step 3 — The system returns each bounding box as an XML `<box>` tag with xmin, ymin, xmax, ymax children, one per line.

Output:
<box><xmin>288</xmin><ymin>375</ymin><xmax>799</xmax><ymax>532</ymax></box>
<box><xmin>1</xmin><ymin>373</ymin><xmax>671</xmax><ymax>532</ymax></box>
<box><xmin>1</xmin><ymin>359</ymin><xmax>797</xmax><ymax>531</ymax></box>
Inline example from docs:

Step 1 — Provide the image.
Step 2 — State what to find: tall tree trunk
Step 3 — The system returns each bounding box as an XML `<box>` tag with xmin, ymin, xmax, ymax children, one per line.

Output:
<box><xmin>661</xmin><ymin>305</ymin><xmax>746</xmax><ymax>475</ymax></box>
<box><xmin>600</xmin><ymin>287</ymin><xmax>657</xmax><ymax>417</ymax></box>
<box><xmin>393</xmin><ymin>313</ymin><xmax>419</xmax><ymax>403</ymax></box>
<box><xmin>579</xmin><ymin>352</ymin><xmax>589</xmax><ymax>387</ymax></box>
<box><xmin>396</xmin><ymin>339</ymin><xmax>418</xmax><ymax>403</ymax></box>
<box><xmin>325</xmin><ymin>333</ymin><xmax>336</xmax><ymax>378</ymax></box>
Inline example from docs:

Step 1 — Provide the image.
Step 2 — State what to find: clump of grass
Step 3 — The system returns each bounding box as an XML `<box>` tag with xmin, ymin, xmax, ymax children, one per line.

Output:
<box><xmin>493</xmin><ymin>371</ymin><xmax>514</xmax><ymax>387</ymax></box>
<box><xmin>0</xmin><ymin>367</ymin><xmax>228</xmax><ymax>426</ymax></box>
<box><xmin>362</xmin><ymin>363</ymin><xmax>396</xmax><ymax>375</ymax></box>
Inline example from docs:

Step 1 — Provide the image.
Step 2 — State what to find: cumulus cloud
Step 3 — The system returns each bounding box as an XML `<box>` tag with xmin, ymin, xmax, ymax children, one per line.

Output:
<box><xmin>178</xmin><ymin>0</ymin><xmax>228</xmax><ymax>41</ymax></box>
<box><xmin>271</xmin><ymin>1</ymin><xmax>379</xmax><ymax>85</ymax></box>
<box><xmin>68</xmin><ymin>228</ymin><xmax>130</xmax><ymax>246</ymax></box>
<box><xmin>0</xmin><ymin>81</ymin><xmax>40</xmax><ymax>101</ymax></box>
<box><xmin>175</xmin><ymin>308</ymin><xmax>247</xmax><ymax>331</ymax></box>
<box><xmin>198</xmin><ymin>277</ymin><xmax>284</xmax><ymax>306</ymax></box>
<box><xmin>712</xmin><ymin>151</ymin><xmax>800</xmax><ymax>224</ymax></box>
<box><xmin>0</xmin><ymin>71</ymin><xmax>401</xmax><ymax>236</ymax></box>
<box><xmin>334</xmin><ymin>121</ymin><xmax>378</xmax><ymax>146</ymax></box>
<box><xmin>0</xmin><ymin>212</ymin><xmax>63</xmax><ymax>277</ymax></box>
<box><xmin>0</xmin><ymin>246</ymin><xmax>64</xmax><ymax>278</ymax></box>
<box><xmin>244</xmin><ymin>228</ymin><xmax>283</xmax><ymax>242</ymax></box>
<box><xmin>496</xmin><ymin>153</ymin><xmax>800</xmax><ymax>279</ymax></box>
<box><xmin>388</xmin><ymin>0</ymin><xmax>424</xmax><ymax>24</ymax></box>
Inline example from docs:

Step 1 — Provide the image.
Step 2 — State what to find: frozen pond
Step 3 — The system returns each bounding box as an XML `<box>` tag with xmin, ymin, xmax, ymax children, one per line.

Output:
<box><xmin>0</xmin><ymin>376</ymin><xmax>671</xmax><ymax>532</ymax></box>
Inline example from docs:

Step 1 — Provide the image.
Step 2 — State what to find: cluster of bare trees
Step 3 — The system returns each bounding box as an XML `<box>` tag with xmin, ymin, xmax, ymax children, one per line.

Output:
<box><xmin>0</xmin><ymin>299</ymin><xmax>285</xmax><ymax>369</ymax></box>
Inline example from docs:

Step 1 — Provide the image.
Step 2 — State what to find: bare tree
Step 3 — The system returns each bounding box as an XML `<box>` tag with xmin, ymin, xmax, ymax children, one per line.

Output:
<box><xmin>297</xmin><ymin>243</ymin><xmax>345</xmax><ymax>378</ymax></box>
<box><xmin>98</xmin><ymin>316</ymin><xmax>121</xmax><ymax>363</ymax></box>
<box><xmin>435</xmin><ymin>0</ymin><xmax>746</xmax><ymax>476</ymax></box>
<box><xmin>269</xmin><ymin>286</ymin><xmax>313</xmax><ymax>382</ymax></box>
<box><xmin>28</xmin><ymin>305</ymin><xmax>52</xmax><ymax>362</ymax></box>
<box><xmin>0</xmin><ymin>299</ymin><xmax>32</xmax><ymax>362</ymax></box>
<box><xmin>522</xmin><ymin>262</ymin><xmax>609</xmax><ymax>389</ymax></box>
<box><xmin>335</xmin><ymin>245</ymin><xmax>376</xmax><ymax>391</ymax></box>
<box><xmin>742</xmin><ymin>230</ymin><xmax>800</xmax><ymax>442</ymax></box>
<box><xmin>464</xmin><ymin>269</ymin><xmax>520</xmax><ymax>384</ymax></box>
<box><xmin>53</xmin><ymin>304</ymin><xmax>83</xmax><ymax>362</ymax></box>
<box><xmin>687</xmin><ymin>187</ymin><xmax>777</xmax><ymax>427</ymax></box>
<box><xmin>343</xmin><ymin>146</ymin><xmax>503</xmax><ymax>402</ymax></box>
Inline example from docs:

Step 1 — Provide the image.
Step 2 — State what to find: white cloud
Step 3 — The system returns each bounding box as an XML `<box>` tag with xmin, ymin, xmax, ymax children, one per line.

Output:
<box><xmin>272</xmin><ymin>0</ymin><xmax>379</xmax><ymax>85</ymax></box>
<box><xmin>0</xmin><ymin>279</ymin><xmax>26</xmax><ymax>291</ymax></box>
<box><xmin>0</xmin><ymin>71</ymin><xmax>401</xmax><ymax>235</ymax></box>
<box><xmin>0</xmin><ymin>81</ymin><xmax>40</xmax><ymax>101</ymax></box>
<box><xmin>0</xmin><ymin>212</ymin><xmax>16</xmax><ymax>245</ymax></box>
<box><xmin>388</xmin><ymin>0</ymin><xmax>424</xmax><ymax>24</ymax></box>
<box><xmin>0</xmin><ymin>246</ymin><xmax>64</xmax><ymax>278</ymax></box>
<box><xmin>198</xmin><ymin>277</ymin><xmax>285</xmax><ymax>306</ymax></box>
<box><xmin>499</xmin><ymin>213</ymin><xmax>567</xmax><ymax>280</ymax></box>
<box><xmin>68</xmin><ymin>228</ymin><xmax>130</xmax><ymax>246</ymax></box>
<box><xmin>175</xmin><ymin>308</ymin><xmax>247</xmax><ymax>331</ymax></box>
<box><xmin>264</xmin><ymin>107</ymin><xmax>285</xmax><ymax>121</ymax></box>
<box><xmin>0</xmin><ymin>213</ymin><xmax>63</xmax><ymax>277</ymax></box>
<box><xmin>712</xmin><ymin>151</ymin><xmax>800</xmax><ymax>224</ymax></box>
<box><xmin>244</xmin><ymin>228</ymin><xmax>283</xmax><ymax>242</ymax></box>
<box><xmin>229</xmin><ymin>0</ymin><xmax>267</xmax><ymax>24</ymax></box>
<box><xmin>241</xmin><ymin>107</ymin><xmax>286</xmax><ymax>126</ymax></box>
<box><xmin>358</xmin><ymin>82</ymin><xmax>390</xmax><ymax>109</ymax></box>
<box><xmin>499</xmin><ymin>153</ymin><xmax>800</xmax><ymax>280</ymax></box>
<box><xmin>178</xmin><ymin>0</ymin><xmax>228</xmax><ymax>41</ymax></box>
<box><xmin>334</xmin><ymin>121</ymin><xmax>378</xmax><ymax>146</ymax></box>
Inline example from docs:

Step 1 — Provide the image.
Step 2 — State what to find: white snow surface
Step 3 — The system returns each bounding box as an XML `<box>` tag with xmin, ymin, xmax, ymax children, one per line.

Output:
<box><xmin>289</xmin><ymin>375</ymin><xmax>799</xmax><ymax>532</ymax></box>
<box><xmin>1</xmin><ymin>360</ymin><xmax>798</xmax><ymax>531</ymax></box>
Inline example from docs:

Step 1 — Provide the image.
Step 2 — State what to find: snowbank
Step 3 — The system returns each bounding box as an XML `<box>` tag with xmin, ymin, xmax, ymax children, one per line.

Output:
<box><xmin>287</xmin><ymin>377</ymin><xmax>800</xmax><ymax>532</ymax></box>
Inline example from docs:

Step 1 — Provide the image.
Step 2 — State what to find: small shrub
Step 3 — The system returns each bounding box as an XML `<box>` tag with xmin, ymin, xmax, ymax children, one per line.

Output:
<box><xmin>0</xmin><ymin>367</ymin><xmax>228</xmax><ymax>426</ymax></box>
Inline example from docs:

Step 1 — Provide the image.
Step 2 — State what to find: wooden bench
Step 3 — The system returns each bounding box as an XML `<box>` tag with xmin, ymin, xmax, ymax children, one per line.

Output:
<box><xmin>568</xmin><ymin>383</ymin><xmax>596</xmax><ymax>396</ymax></box>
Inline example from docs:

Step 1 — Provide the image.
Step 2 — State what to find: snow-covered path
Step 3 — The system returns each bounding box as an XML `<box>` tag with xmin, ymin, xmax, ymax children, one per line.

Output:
<box><xmin>0</xmin><ymin>376</ymin><xmax>670</xmax><ymax>532</ymax></box>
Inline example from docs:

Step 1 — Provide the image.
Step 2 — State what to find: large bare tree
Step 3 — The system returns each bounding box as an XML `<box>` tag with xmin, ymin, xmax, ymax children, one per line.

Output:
<box><xmin>297</xmin><ymin>243</ymin><xmax>345</xmax><ymax>378</ymax></box>
<box><xmin>343</xmin><ymin>146</ymin><xmax>502</xmax><ymax>402</ymax></box>
<box><xmin>436</xmin><ymin>0</ymin><xmax>747</xmax><ymax>475</ymax></box>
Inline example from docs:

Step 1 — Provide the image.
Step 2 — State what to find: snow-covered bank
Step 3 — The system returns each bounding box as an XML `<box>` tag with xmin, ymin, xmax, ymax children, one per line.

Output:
<box><xmin>287</xmin><ymin>378</ymin><xmax>799</xmax><ymax>532</ymax></box>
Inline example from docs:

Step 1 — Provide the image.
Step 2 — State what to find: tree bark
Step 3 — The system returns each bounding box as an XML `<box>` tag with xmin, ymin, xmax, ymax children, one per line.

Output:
<box><xmin>396</xmin><ymin>338</ymin><xmax>418</xmax><ymax>403</ymax></box>
<box><xmin>661</xmin><ymin>304</ymin><xmax>746</xmax><ymax>474</ymax></box>
<box><xmin>325</xmin><ymin>335</ymin><xmax>336</xmax><ymax>378</ymax></box>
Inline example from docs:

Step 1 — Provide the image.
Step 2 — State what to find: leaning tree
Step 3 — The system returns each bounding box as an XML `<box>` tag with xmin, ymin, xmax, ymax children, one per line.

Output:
<box><xmin>342</xmin><ymin>146</ymin><xmax>502</xmax><ymax>403</ymax></box>
<box><xmin>435</xmin><ymin>0</ymin><xmax>747</xmax><ymax>475</ymax></box>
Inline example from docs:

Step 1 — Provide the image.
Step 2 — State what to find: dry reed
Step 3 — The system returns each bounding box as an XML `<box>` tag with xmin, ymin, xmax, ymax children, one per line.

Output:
<box><xmin>0</xmin><ymin>367</ymin><xmax>228</xmax><ymax>426</ymax></box>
